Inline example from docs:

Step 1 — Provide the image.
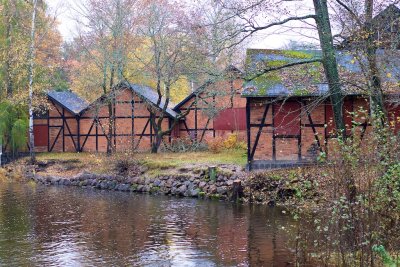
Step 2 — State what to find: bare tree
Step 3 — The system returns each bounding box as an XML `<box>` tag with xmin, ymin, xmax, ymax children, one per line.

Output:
<box><xmin>216</xmin><ymin>0</ymin><xmax>347</xmax><ymax>134</ymax></box>
<box><xmin>332</xmin><ymin>0</ymin><xmax>400</xmax><ymax>119</ymax></box>
<box><xmin>72</xmin><ymin>0</ymin><xmax>139</xmax><ymax>154</ymax></box>
<box><xmin>133</xmin><ymin>0</ymin><xmax>238</xmax><ymax>153</ymax></box>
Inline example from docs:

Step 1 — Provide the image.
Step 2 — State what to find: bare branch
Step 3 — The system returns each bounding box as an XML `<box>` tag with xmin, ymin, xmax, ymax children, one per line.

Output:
<box><xmin>245</xmin><ymin>58</ymin><xmax>322</xmax><ymax>81</ymax></box>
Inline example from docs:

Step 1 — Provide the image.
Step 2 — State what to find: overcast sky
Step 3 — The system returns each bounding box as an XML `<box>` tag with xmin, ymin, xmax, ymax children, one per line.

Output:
<box><xmin>47</xmin><ymin>0</ymin><xmax>318</xmax><ymax>49</ymax></box>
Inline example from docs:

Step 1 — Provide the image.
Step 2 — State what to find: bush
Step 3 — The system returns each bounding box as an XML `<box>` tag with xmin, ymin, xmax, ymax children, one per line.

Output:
<box><xmin>293</xmin><ymin>116</ymin><xmax>400</xmax><ymax>266</ymax></box>
<box><xmin>0</xmin><ymin>101</ymin><xmax>29</xmax><ymax>154</ymax></box>
<box><xmin>112</xmin><ymin>152</ymin><xmax>141</xmax><ymax>176</ymax></box>
<box><xmin>207</xmin><ymin>133</ymin><xmax>246</xmax><ymax>153</ymax></box>
<box><xmin>207</xmin><ymin>137</ymin><xmax>224</xmax><ymax>153</ymax></box>
<box><xmin>222</xmin><ymin>133</ymin><xmax>246</xmax><ymax>150</ymax></box>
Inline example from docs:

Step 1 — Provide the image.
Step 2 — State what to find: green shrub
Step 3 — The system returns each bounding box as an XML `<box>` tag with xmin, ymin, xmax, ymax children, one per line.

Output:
<box><xmin>0</xmin><ymin>101</ymin><xmax>29</xmax><ymax>154</ymax></box>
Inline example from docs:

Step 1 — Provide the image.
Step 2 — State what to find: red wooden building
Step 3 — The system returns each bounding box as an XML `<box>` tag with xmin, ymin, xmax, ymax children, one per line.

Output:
<box><xmin>173</xmin><ymin>67</ymin><xmax>246</xmax><ymax>143</ymax></box>
<box><xmin>243</xmin><ymin>49</ymin><xmax>400</xmax><ymax>170</ymax></box>
<box><xmin>33</xmin><ymin>83</ymin><xmax>178</xmax><ymax>153</ymax></box>
<box><xmin>33</xmin><ymin>70</ymin><xmax>247</xmax><ymax>153</ymax></box>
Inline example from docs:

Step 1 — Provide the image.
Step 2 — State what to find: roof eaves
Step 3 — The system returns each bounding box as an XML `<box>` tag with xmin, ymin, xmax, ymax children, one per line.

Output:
<box><xmin>173</xmin><ymin>80</ymin><xmax>215</xmax><ymax>110</ymax></box>
<box><xmin>127</xmin><ymin>83</ymin><xmax>179</xmax><ymax>118</ymax></box>
<box><xmin>47</xmin><ymin>90</ymin><xmax>89</xmax><ymax>116</ymax></box>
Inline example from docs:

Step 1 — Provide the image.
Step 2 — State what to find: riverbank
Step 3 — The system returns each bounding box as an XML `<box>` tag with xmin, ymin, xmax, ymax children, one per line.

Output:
<box><xmin>2</xmin><ymin>151</ymin><xmax>321</xmax><ymax>206</ymax></box>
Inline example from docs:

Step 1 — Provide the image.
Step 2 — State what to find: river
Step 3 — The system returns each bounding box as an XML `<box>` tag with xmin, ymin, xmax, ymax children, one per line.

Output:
<box><xmin>0</xmin><ymin>182</ymin><xmax>297</xmax><ymax>266</ymax></box>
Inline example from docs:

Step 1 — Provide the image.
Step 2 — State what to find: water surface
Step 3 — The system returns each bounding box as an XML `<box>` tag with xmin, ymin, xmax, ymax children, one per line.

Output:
<box><xmin>0</xmin><ymin>182</ymin><xmax>296</xmax><ymax>266</ymax></box>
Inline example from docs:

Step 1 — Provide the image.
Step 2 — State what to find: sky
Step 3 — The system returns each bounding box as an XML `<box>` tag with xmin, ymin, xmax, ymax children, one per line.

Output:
<box><xmin>47</xmin><ymin>0</ymin><xmax>318</xmax><ymax>49</ymax></box>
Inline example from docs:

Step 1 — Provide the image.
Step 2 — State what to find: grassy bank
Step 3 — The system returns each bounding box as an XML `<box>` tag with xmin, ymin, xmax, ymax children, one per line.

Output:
<box><xmin>28</xmin><ymin>150</ymin><xmax>247</xmax><ymax>176</ymax></box>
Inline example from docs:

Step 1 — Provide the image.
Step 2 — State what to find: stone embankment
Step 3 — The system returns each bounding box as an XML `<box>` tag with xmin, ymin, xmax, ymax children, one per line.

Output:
<box><xmin>28</xmin><ymin>168</ymin><xmax>246</xmax><ymax>201</ymax></box>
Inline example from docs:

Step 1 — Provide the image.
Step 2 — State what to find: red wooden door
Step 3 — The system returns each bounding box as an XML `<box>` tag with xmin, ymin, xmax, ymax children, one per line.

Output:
<box><xmin>34</xmin><ymin>125</ymin><xmax>48</xmax><ymax>147</ymax></box>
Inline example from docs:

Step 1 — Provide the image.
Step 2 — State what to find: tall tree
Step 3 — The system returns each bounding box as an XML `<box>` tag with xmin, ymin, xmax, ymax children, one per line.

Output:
<box><xmin>72</xmin><ymin>0</ymin><xmax>139</xmax><ymax>154</ymax></box>
<box><xmin>28</xmin><ymin>0</ymin><xmax>38</xmax><ymax>162</ymax></box>
<box><xmin>134</xmin><ymin>0</ymin><xmax>200</xmax><ymax>152</ymax></box>
<box><xmin>132</xmin><ymin>0</ymin><xmax>239</xmax><ymax>152</ymax></box>
<box><xmin>332</xmin><ymin>0</ymin><xmax>400</xmax><ymax>119</ymax></box>
<box><xmin>313</xmin><ymin>0</ymin><xmax>345</xmax><ymax>132</ymax></box>
<box><xmin>216</xmin><ymin>0</ymin><xmax>346</xmax><ymax>134</ymax></box>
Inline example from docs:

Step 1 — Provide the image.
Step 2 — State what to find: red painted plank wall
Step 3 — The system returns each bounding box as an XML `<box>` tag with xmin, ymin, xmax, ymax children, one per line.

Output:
<box><xmin>214</xmin><ymin>108</ymin><xmax>246</xmax><ymax>131</ymax></box>
<box><xmin>273</xmin><ymin>102</ymin><xmax>301</xmax><ymax>135</ymax></box>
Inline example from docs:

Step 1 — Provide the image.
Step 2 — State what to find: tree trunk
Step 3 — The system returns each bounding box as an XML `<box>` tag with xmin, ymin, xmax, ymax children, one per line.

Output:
<box><xmin>5</xmin><ymin>19</ymin><xmax>13</xmax><ymax>98</ymax></box>
<box><xmin>151</xmin><ymin>133</ymin><xmax>162</xmax><ymax>153</ymax></box>
<box><xmin>313</xmin><ymin>0</ymin><xmax>346</xmax><ymax>136</ymax></box>
<box><xmin>365</xmin><ymin>0</ymin><xmax>386</xmax><ymax>121</ymax></box>
<box><xmin>28</xmin><ymin>0</ymin><xmax>38</xmax><ymax>163</ymax></box>
<box><xmin>107</xmin><ymin>66</ymin><xmax>116</xmax><ymax>156</ymax></box>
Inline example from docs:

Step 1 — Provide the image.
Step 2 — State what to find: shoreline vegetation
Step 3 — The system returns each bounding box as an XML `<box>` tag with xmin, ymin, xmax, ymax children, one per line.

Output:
<box><xmin>2</xmin><ymin>127</ymin><xmax>400</xmax><ymax>267</ymax></box>
<box><xmin>1</xmin><ymin>150</ymin><xmax>320</xmax><ymax>207</ymax></box>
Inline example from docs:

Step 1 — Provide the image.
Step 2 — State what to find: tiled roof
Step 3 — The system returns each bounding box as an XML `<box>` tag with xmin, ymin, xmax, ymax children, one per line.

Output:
<box><xmin>48</xmin><ymin>90</ymin><xmax>89</xmax><ymax>115</ymax></box>
<box><xmin>242</xmin><ymin>49</ymin><xmax>400</xmax><ymax>98</ymax></box>
<box><xmin>126</xmin><ymin>83</ymin><xmax>178</xmax><ymax>118</ymax></box>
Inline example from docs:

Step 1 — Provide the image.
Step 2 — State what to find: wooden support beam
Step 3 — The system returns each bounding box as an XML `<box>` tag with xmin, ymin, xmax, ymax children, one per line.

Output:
<box><xmin>49</xmin><ymin>127</ymin><xmax>62</xmax><ymax>152</ymax></box>
<box><xmin>134</xmin><ymin>118</ymin><xmax>150</xmax><ymax>150</ymax></box>
<box><xmin>62</xmin><ymin>108</ymin><xmax>65</xmax><ymax>152</ymax></box>
<box><xmin>47</xmin><ymin>110</ymin><xmax>50</xmax><ymax>152</ymax></box>
<box><xmin>246</xmin><ymin>98</ymin><xmax>251</xmax><ymax>167</ymax></box>
<box><xmin>80</xmin><ymin>118</ymin><xmax>96</xmax><ymax>151</ymax></box>
<box><xmin>306</xmin><ymin>107</ymin><xmax>323</xmax><ymax>153</ymax></box>
<box><xmin>77</xmin><ymin>117</ymin><xmax>81</xmax><ymax>152</ymax></box>
<box><xmin>183</xmin><ymin>120</ymin><xmax>192</xmax><ymax>138</ymax></box>
<box><xmin>200</xmin><ymin>118</ymin><xmax>211</xmax><ymax>143</ymax></box>
<box><xmin>194</xmin><ymin>103</ymin><xmax>198</xmax><ymax>141</ymax></box>
<box><xmin>95</xmin><ymin>118</ymin><xmax>98</xmax><ymax>152</ymax></box>
<box><xmin>272</xmin><ymin>103</ymin><xmax>276</xmax><ymax>161</ymax></box>
<box><xmin>250</xmin><ymin>103</ymin><xmax>270</xmax><ymax>161</ymax></box>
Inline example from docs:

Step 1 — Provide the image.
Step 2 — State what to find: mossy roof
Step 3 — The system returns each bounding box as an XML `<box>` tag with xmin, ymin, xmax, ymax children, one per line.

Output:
<box><xmin>242</xmin><ymin>49</ymin><xmax>400</xmax><ymax>98</ymax></box>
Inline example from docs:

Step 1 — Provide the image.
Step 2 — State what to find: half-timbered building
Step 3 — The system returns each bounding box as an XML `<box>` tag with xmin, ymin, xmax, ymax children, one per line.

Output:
<box><xmin>173</xmin><ymin>66</ymin><xmax>246</xmax><ymax>143</ymax></box>
<box><xmin>33</xmin><ymin>83</ymin><xmax>179</xmax><ymax>153</ymax></box>
<box><xmin>243</xmin><ymin>49</ymin><xmax>400</xmax><ymax>170</ymax></box>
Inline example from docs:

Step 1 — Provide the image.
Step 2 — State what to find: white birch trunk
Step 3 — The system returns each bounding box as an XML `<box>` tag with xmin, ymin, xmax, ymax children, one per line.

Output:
<box><xmin>28</xmin><ymin>0</ymin><xmax>38</xmax><ymax>162</ymax></box>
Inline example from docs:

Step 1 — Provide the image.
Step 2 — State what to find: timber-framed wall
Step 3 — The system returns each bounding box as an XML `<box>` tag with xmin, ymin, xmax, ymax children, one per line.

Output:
<box><xmin>33</xmin><ymin>84</ymin><xmax>177</xmax><ymax>153</ymax></box>
<box><xmin>245</xmin><ymin>95</ymin><xmax>400</xmax><ymax>170</ymax></box>
<box><xmin>174</xmin><ymin>77</ymin><xmax>246</xmax><ymax>143</ymax></box>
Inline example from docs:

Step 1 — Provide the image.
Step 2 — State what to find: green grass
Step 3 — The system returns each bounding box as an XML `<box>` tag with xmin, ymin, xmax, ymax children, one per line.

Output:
<box><xmin>33</xmin><ymin>149</ymin><xmax>247</xmax><ymax>174</ymax></box>
<box><xmin>136</xmin><ymin>150</ymin><xmax>247</xmax><ymax>167</ymax></box>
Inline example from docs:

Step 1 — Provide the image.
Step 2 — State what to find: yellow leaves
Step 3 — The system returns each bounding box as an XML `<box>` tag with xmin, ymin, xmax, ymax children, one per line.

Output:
<box><xmin>387</xmin><ymin>73</ymin><xmax>392</xmax><ymax>78</ymax></box>
<box><xmin>170</xmin><ymin>76</ymin><xmax>190</xmax><ymax>103</ymax></box>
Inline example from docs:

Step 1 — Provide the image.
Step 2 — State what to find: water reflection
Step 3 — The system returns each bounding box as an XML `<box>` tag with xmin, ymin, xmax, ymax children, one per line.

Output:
<box><xmin>0</xmin><ymin>182</ymin><xmax>296</xmax><ymax>266</ymax></box>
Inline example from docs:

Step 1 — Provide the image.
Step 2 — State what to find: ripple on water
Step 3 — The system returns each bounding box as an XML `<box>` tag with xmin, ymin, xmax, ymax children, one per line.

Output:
<box><xmin>0</xmin><ymin>183</ymin><xmax>298</xmax><ymax>266</ymax></box>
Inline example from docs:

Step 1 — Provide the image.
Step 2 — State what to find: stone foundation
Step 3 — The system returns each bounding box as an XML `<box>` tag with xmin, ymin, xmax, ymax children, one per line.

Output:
<box><xmin>30</xmin><ymin>170</ymin><xmax>247</xmax><ymax>201</ymax></box>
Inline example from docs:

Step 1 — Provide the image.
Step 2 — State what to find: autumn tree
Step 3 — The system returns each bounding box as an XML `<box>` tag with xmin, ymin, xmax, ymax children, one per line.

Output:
<box><xmin>215</xmin><ymin>0</ymin><xmax>346</xmax><ymax>134</ymax></box>
<box><xmin>332</xmin><ymin>0</ymin><xmax>400</xmax><ymax>119</ymax></box>
<box><xmin>127</xmin><ymin>0</ymin><xmax>242</xmax><ymax>153</ymax></box>
<box><xmin>71</xmin><ymin>0</ymin><xmax>140</xmax><ymax>154</ymax></box>
<box><xmin>28</xmin><ymin>0</ymin><xmax>38</xmax><ymax>162</ymax></box>
<box><xmin>130</xmin><ymin>0</ymin><xmax>196</xmax><ymax>152</ymax></box>
<box><xmin>0</xmin><ymin>0</ymin><xmax>64</xmax><ymax>154</ymax></box>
